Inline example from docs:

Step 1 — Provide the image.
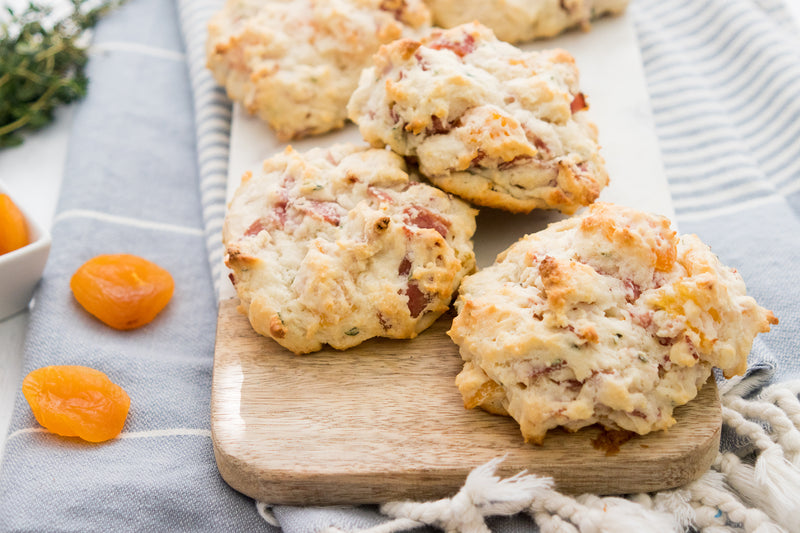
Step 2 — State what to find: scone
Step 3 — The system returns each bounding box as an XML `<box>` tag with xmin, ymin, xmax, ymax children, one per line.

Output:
<box><xmin>347</xmin><ymin>22</ymin><xmax>608</xmax><ymax>215</ymax></box>
<box><xmin>424</xmin><ymin>0</ymin><xmax>629</xmax><ymax>43</ymax></box>
<box><xmin>223</xmin><ymin>143</ymin><xmax>477</xmax><ymax>354</ymax></box>
<box><xmin>206</xmin><ymin>0</ymin><xmax>431</xmax><ymax>140</ymax></box>
<box><xmin>448</xmin><ymin>203</ymin><xmax>777</xmax><ymax>444</ymax></box>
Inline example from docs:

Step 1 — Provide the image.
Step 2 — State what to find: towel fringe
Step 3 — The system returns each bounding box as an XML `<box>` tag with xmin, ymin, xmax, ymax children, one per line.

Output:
<box><xmin>256</xmin><ymin>501</ymin><xmax>280</xmax><ymax>527</ymax></box>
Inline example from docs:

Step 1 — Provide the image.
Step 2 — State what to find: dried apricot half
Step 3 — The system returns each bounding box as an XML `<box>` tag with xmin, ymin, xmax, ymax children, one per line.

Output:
<box><xmin>71</xmin><ymin>254</ymin><xmax>174</xmax><ymax>330</ymax></box>
<box><xmin>0</xmin><ymin>193</ymin><xmax>30</xmax><ymax>255</ymax></box>
<box><xmin>22</xmin><ymin>365</ymin><xmax>131</xmax><ymax>443</ymax></box>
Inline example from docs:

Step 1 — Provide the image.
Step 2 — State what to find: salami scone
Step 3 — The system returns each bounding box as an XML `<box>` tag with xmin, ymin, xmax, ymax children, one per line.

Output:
<box><xmin>347</xmin><ymin>22</ymin><xmax>608</xmax><ymax>214</ymax></box>
<box><xmin>448</xmin><ymin>203</ymin><xmax>777</xmax><ymax>444</ymax></box>
<box><xmin>207</xmin><ymin>0</ymin><xmax>431</xmax><ymax>140</ymax></box>
<box><xmin>424</xmin><ymin>0</ymin><xmax>629</xmax><ymax>43</ymax></box>
<box><xmin>223</xmin><ymin>144</ymin><xmax>477</xmax><ymax>354</ymax></box>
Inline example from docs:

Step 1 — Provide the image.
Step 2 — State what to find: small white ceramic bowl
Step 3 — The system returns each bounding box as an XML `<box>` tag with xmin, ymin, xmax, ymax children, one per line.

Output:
<box><xmin>0</xmin><ymin>181</ymin><xmax>51</xmax><ymax>321</ymax></box>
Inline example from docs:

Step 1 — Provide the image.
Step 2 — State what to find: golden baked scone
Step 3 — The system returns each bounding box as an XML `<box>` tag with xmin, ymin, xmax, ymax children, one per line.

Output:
<box><xmin>206</xmin><ymin>0</ymin><xmax>431</xmax><ymax>140</ymax></box>
<box><xmin>424</xmin><ymin>0</ymin><xmax>629</xmax><ymax>43</ymax></box>
<box><xmin>223</xmin><ymin>144</ymin><xmax>477</xmax><ymax>354</ymax></box>
<box><xmin>347</xmin><ymin>22</ymin><xmax>608</xmax><ymax>214</ymax></box>
<box><xmin>448</xmin><ymin>203</ymin><xmax>777</xmax><ymax>444</ymax></box>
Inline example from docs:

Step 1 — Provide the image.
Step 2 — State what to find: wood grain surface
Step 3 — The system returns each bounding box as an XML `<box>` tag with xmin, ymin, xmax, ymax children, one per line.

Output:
<box><xmin>212</xmin><ymin>298</ymin><xmax>721</xmax><ymax>505</ymax></box>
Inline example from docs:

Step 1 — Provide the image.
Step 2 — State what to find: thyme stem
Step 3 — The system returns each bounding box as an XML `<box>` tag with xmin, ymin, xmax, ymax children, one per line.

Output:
<box><xmin>0</xmin><ymin>0</ymin><xmax>124</xmax><ymax>148</ymax></box>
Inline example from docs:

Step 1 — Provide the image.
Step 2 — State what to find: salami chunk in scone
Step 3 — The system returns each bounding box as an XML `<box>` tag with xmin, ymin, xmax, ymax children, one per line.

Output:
<box><xmin>347</xmin><ymin>22</ymin><xmax>608</xmax><ymax>214</ymax></box>
<box><xmin>223</xmin><ymin>144</ymin><xmax>477</xmax><ymax>354</ymax></box>
<box><xmin>448</xmin><ymin>203</ymin><xmax>777</xmax><ymax>444</ymax></box>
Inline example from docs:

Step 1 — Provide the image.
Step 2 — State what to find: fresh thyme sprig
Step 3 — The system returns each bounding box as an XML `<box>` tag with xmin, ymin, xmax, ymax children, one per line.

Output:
<box><xmin>0</xmin><ymin>0</ymin><xmax>123</xmax><ymax>148</ymax></box>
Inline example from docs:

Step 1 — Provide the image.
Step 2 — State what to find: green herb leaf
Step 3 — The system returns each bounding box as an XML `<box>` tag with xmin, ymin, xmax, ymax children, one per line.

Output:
<box><xmin>0</xmin><ymin>0</ymin><xmax>125</xmax><ymax>148</ymax></box>
<box><xmin>345</xmin><ymin>327</ymin><xmax>359</xmax><ymax>336</ymax></box>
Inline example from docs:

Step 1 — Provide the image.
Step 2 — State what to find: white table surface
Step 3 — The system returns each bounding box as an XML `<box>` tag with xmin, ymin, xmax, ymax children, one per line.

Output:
<box><xmin>0</xmin><ymin>108</ymin><xmax>73</xmax><ymax>461</ymax></box>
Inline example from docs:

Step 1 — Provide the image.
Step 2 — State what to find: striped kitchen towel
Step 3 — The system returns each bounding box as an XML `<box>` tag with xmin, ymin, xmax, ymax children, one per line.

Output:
<box><xmin>0</xmin><ymin>0</ymin><xmax>799</xmax><ymax>531</ymax></box>
<box><xmin>0</xmin><ymin>0</ymin><xmax>274</xmax><ymax>530</ymax></box>
<box><xmin>177</xmin><ymin>0</ymin><xmax>231</xmax><ymax>297</ymax></box>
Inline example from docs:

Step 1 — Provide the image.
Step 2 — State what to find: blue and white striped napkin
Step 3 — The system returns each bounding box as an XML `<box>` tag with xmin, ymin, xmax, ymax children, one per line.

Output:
<box><xmin>0</xmin><ymin>0</ymin><xmax>273</xmax><ymax>530</ymax></box>
<box><xmin>633</xmin><ymin>0</ymin><xmax>800</xmax><ymax>383</ymax></box>
<box><xmin>0</xmin><ymin>0</ymin><xmax>798</xmax><ymax>531</ymax></box>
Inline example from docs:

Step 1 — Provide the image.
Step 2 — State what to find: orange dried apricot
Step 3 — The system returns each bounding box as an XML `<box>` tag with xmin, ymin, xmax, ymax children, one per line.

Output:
<box><xmin>0</xmin><ymin>193</ymin><xmax>30</xmax><ymax>255</ymax></box>
<box><xmin>70</xmin><ymin>254</ymin><xmax>174</xmax><ymax>330</ymax></box>
<box><xmin>22</xmin><ymin>365</ymin><xmax>131</xmax><ymax>443</ymax></box>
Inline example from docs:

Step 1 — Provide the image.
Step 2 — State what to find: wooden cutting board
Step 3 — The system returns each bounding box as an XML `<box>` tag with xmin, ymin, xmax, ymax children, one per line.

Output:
<box><xmin>211</xmin><ymin>298</ymin><xmax>721</xmax><ymax>505</ymax></box>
